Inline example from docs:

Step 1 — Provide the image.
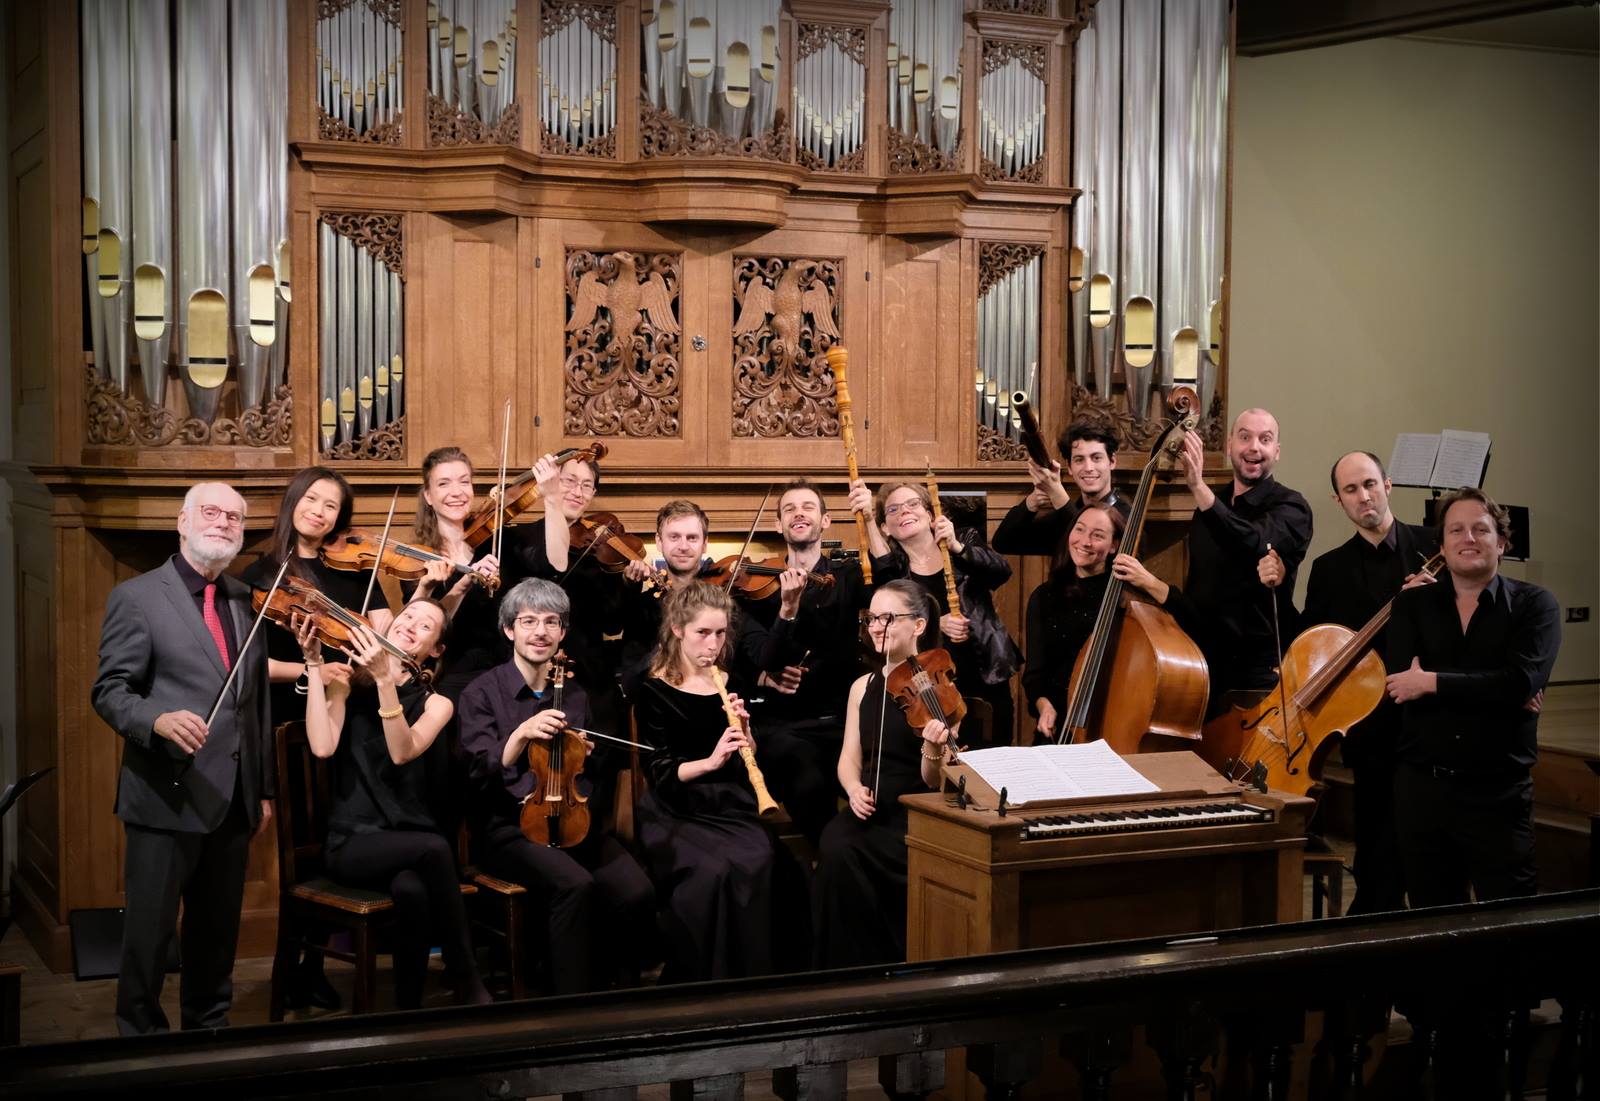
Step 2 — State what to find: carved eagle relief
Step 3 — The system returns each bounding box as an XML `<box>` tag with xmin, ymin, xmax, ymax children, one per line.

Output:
<box><xmin>732</xmin><ymin>259</ymin><xmax>839</xmax><ymax>374</ymax></box>
<box><xmin>566</xmin><ymin>250</ymin><xmax>681</xmax><ymax>373</ymax></box>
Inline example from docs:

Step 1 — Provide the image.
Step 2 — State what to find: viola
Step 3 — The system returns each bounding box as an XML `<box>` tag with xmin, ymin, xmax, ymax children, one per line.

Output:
<box><xmin>251</xmin><ymin>574</ymin><xmax>423</xmax><ymax>681</ymax></box>
<box><xmin>320</xmin><ymin>528</ymin><xmax>492</xmax><ymax>592</ymax></box>
<box><xmin>885</xmin><ymin>648</ymin><xmax>967</xmax><ymax>732</ymax></box>
<box><xmin>698</xmin><ymin>555</ymin><xmax>837</xmax><ymax>600</ymax></box>
<box><xmin>461</xmin><ymin>442</ymin><xmax>609</xmax><ymax>550</ymax></box>
<box><xmin>519</xmin><ymin>652</ymin><xmax>591</xmax><ymax>849</ymax></box>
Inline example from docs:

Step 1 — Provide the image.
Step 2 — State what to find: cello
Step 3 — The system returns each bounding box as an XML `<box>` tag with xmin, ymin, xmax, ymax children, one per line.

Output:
<box><xmin>1201</xmin><ymin>553</ymin><xmax>1446</xmax><ymax>794</ymax></box>
<box><xmin>1059</xmin><ymin>387</ymin><xmax>1209</xmax><ymax>754</ymax></box>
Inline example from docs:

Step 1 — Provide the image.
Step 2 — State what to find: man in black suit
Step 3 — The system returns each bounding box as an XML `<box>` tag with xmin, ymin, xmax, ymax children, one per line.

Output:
<box><xmin>91</xmin><ymin>482</ymin><xmax>275</xmax><ymax>1035</ymax></box>
<box><xmin>1303</xmin><ymin>451</ymin><xmax>1438</xmax><ymax>914</ymax></box>
<box><xmin>1385</xmin><ymin>486</ymin><xmax>1560</xmax><ymax>906</ymax></box>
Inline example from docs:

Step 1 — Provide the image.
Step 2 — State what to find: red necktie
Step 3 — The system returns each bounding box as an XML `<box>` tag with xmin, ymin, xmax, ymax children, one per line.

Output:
<box><xmin>202</xmin><ymin>583</ymin><xmax>232</xmax><ymax>673</ymax></box>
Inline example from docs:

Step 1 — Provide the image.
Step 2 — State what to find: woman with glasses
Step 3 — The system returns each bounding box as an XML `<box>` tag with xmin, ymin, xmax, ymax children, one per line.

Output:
<box><xmin>812</xmin><ymin>580</ymin><xmax>953</xmax><ymax>968</ymax></box>
<box><xmin>846</xmin><ymin>479</ymin><xmax>1021</xmax><ymax>747</ymax></box>
<box><xmin>296</xmin><ymin>599</ymin><xmax>493</xmax><ymax>1009</ymax></box>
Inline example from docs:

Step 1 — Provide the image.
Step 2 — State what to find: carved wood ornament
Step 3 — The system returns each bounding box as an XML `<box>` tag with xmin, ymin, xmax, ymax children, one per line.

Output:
<box><xmin>541</xmin><ymin>0</ymin><xmax>616</xmax><ymax>40</ymax></box>
<box><xmin>639</xmin><ymin>97</ymin><xmax>795</xmax><ymax>161</ymax></box>
<box><xmin>731</xmin><ymin>257</ymin><xmax>842</xmax><ymax>439</ymax></box>
<box><xmin>564</xmin><ymin>250</ymin><xmax>683</xmax><ymax>437</ymax></box>
<box><xmin>317</xmin><ymin>107</ymin><xmax>404</xmax><ymax>145</ymax></box>
<box><xmin>982</xmin><ymin>0</ymin><xmax>1047</xmax><ymax>12</ymax></box>
<box><xmin>888</xmin><ymin>128</ymin><xmax>964</xmax><ymax>175</ymax></box>
<box><xmin>85</xmin><ymin>368</ymin><xmax>293</xmax><ymax>449</ymax></box>
<box><xmin>1069</xmin><ymin>384</ymin><xmax>1227</xmax><ymax>452</ymax></box>
<box><xmin>324</xmin><ymin>416</ymin><xmax>406</xmax><ymax>461</ymax></box>
<box><xmin>978</xmin><ymin>424</ymin><xmax>1029</xmax><ymax>462</ymax></box>
<box><xmin>978</xmin><ymin>241</ymin><xmax>1044</xmax><ymax>295</ymax></box>
<box><xmin>428</xmin><ymin>95</ymin><xmax>521</xmax><ymax>147</ymax></box>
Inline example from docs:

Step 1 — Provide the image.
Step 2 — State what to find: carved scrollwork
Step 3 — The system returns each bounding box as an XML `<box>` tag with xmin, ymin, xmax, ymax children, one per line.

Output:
<box><xmin>888</xmin><ymin>128</ymin><xmax>963</xmax><ymax>175</ymax></box>
<box><xmin>316</xmin><ymin>106</ymin><xmax>404</xmax><ymax>145</ymax></box>
<box><xmin>541</xmin><ymin>0</ymin><xmax>616</xmax><ymax>41</ymax></box>
<box><xmin>319</xmin><ymin>212</ymin><xmax>404</xmax><ymax>276</ymax></box>
<box><xmin>981</xmin><ymin>0</ymin><xmax>1047</xmax><ymax>15</ymax></box>
<box><xmin>797</xmin><ymin>145</ymin><xmax>866</xmax><ymax>174</ymax></box>
<box><xmin>798</xmin><ymin>23</ymin><xmax>867</xmax><ymax>64</ymax></box>
<box><xmin>978</xmin><ymin>424</ymin><xmax>1030</xmax><ymax>462</ymax></box>
<box><xmin>323</xmin><ymin>417</ymin><xmax>406</xmax><ymax>461</ymax></box>
<box><xmin>427</xmin><ymin>93</ymin><xmax>521</xmax><ymax>147</ymax></box>
<box><xmin>541</xmin><ymin>126</ymin><xmax>617</xmax><ymax>158</ymax></box>
<box><xmin>85</xmin><ymin>367</ymin><xmax>293</xmax><ymax>448</ymax></box>
<box><xmin>983</xmin><ymin>39</ymin><xmax>1048</xmax><ymax>79</ymax></box>
<box><xmin>638</xmin><ymin>96</ymin><xmax>795</xmax><ymax>161</ymax></box>
<box><xmin>978</xmin><ymin>242</ymin><xmax>1044</xmax><ymax>296</ymax></box>
<box><xmin>1068</xmin><ymin>382</ymin><xmax>1226</xmax><ymax>453</ymax></box>
<box><xmin>318</xmin><ymin>0</ymin><xmax>402</xmax><ymax>24</ymax></box>
<box><xmin>980</xmin><ymin>154</ymin><xmax>1045</xmax><ymax>184</ymax></box>
<box><xmin>731</xmin><ymin>257</ymin><xmax>842</xmax><ymax>439</ymax></box>
<box><xmin>564</xmin><ymin>250</ymin><xmax>683</xmax><ymax>437</ymax></box>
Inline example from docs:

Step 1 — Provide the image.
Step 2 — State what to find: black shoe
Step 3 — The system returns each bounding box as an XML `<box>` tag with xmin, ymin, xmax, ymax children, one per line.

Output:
<box><xmin>287</xmin><ymin>956</ymin><xmax>341</xmax><ymax>1011</ymax></box>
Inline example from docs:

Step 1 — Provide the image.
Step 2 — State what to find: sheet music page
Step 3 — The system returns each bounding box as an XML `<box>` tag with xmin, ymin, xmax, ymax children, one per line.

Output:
<box><xmin>1039</xmin><ymin>741</ymin><xmax>1161</xmax><ymax>797</ymax></box>
<box><xmin>1388</xmin><ymin>433</ymin><xmax>1441</xmax><ymax>486</ymax></box>
<box><xmin>957</xmin><ymin>747</ymin><xmax>1084</xmax><ymax>805</ymax></box>
<box><xmin>1430</xmin><ymin>429</ymin><xmax>1492</xmax><ymax>489</ymax></box>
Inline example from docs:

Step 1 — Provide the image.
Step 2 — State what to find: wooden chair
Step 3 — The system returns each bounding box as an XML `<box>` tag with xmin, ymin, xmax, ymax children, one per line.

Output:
<box><xmin>960</xmin><ymin>696</ymin><xmax>995</xmax><ymax>749</ymax></box>
<box><xmin>1304</xmin><ymin>847</ymin><xmax>1347</xmax><ymax>919</ymax></box>
<box><xmin>268</xmin><ymin>721</ymin><xmax>478</xmax><ymax>1018</ymax></box>
<box><xmin>456</xmin><ymin>824</ymin><xmax>529</xmax><ymax>999</ymax></box>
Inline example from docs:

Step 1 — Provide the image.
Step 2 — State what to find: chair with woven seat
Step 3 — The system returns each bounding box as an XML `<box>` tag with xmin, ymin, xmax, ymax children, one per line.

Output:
<box><xmin>268</xmin><ymin>721</ymin><xmax>478</xmax><ymax>1018</ymax></box>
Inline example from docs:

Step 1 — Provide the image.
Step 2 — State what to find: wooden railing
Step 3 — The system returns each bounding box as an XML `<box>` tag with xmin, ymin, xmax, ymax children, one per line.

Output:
<box><xmin>4</xmin><ymin>891</ymin><xmax>1595</xmax><ymax>1100</ymax></box>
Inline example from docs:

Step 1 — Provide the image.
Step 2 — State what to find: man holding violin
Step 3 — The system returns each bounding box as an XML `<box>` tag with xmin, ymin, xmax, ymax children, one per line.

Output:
<box><xmin>91</xmin><ymin>482</ymin><xmax>274</xmax><ymax>1035</ymax></box>
<box><xmin>732</xmin><ymin>479</ymin><xmax>870</xmax><ymax>846</ymax></box>
<box><xmin>457</xmin><ymin>578</ymin><xmax>656</xmax><ymax>993</ymax></box>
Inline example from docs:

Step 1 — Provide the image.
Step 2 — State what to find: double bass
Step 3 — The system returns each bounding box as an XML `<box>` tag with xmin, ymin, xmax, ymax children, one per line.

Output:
<box><xmin>1060</xmin><ymin>387</ymin><xmax>1209</xmax><ymax>754</ymax></box>
<box><xmin>1201</xmin><ymin>553</ymin><xmax>1447</xmax><ymax>795</ymax></box>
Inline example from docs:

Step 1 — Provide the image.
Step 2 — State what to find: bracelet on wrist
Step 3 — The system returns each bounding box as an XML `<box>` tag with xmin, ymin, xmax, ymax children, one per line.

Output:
<box><xmin>377</xmin><ymin>703</ymin><xmax>405</xmax><ymax>720</ymax></box>
<box><xmin>921</xmin><ymin>743</ymin><xmax>946</xmax><ymax>761</ymax></box>
<box><xmin>303</xmin><ymin>659</ymin><xmax>323</xmax><ymax>668</ymax></box>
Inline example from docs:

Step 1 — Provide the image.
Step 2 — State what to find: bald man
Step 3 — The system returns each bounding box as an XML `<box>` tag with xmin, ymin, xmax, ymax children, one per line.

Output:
<box><xmin>1304</xmin><ymin>451</ymin><xmax>1438</xmax><ymax>914</ymax></box>
<box><xmin>91</xmin><ymin>482</ymin><xmax>275</xmax><ymax>1034</ymax></box>
<box><xmin>1176</xmin><ymin>409</ymin><xmax>1313</xmax><ymax>707</ymax></box>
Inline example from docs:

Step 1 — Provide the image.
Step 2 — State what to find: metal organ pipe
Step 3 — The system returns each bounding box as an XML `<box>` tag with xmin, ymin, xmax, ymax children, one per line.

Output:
<box><xmin>539</xmin><ymin>4</ymin><xmax>616</xmax><ymax>152</ymax></box>
<box><xmin>81</xmin><ymin>2</ymin><xmax>106</xmax><ymax>382</ymax></box>
<box><xmin>130</xmin><ymin>0</ymin><xmax>173</xmax><ymax>406</ymax></box>
<box><xmin>1068</xmin><ymin>22</ymin><xmax>1095</xmax><ymax>388</ymax></box>
<box><xmin>96</xmin><ymin>0</ymin><xmax>134</xmax><ymax>395</ymax></box>
<box><xmin>1087</xmin><ymin>0</ymin><xmax>1121</xmax><ymax>400</ymax></box>
<box><xmin>176</xmin><ymin>0</ymin><xmax>229</xmax><ymax>425</ymax></box>
<box><xmin>1119</xmin><ymin>0</ymin><xmax>1159</xmax><ymax>420</ymax></box>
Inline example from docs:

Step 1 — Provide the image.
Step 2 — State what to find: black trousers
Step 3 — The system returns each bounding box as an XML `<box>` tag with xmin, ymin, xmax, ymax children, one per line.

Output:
<box><xmin>754</xmin><ymin>715</ymin><xmax>845</xmax><ymax>847</ymax></box>
<box><xmin>326</xmin><ymin>829</ymin><xmax>480</xmax><ymax>1009</ymax></box>
<box><xmin>117</xmin><ymin>787</ymin><xmax>252</xmax><ymax>1036</ymax></box>
<box><xmin>1393</xmin><ymin>763</ymin><xmax>1537</xmax><ymax>908</ymax></box>
<box><xmin>1345</xmin><ymin>755</ymin><xmax>1407</xmax><ymax>915</ymax></box>
<box><xmin>478</xmin><ymin>823</ymin><xmax>655</xmax><ymax>994</ymax></box>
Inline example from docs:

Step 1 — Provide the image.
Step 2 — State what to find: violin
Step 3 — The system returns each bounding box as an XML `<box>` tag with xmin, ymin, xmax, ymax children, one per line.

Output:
<box><xmin>519</xmin><ymin>652</ymin><xmax>591</xmax><ymax>849</ymax></box>
<box><xmin>461</xmin><ymin>442</ymin><xmax>609</xmax><ymax>550</ymax></box>
<box><xmin>885</xmin><ymin>648</ymin><xmax>967</xmax><ymax>732</ymax></box>
<box><xmin>320</xmin><ymin>529</ymin><xmax>495</xmax><ymax>593</ymax></box>
<box><xmin>251</xmin><ymin>574</ymin><xmax>423</xmax><ymax>681</ymax></box>
<box><xmin>697</xmin><ymin>555</ymin><xmax>837</xmax><ymax>600</ymax></box>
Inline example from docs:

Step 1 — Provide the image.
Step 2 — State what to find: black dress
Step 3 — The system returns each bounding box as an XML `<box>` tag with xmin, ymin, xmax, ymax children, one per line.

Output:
<box><xmin>238</xmin><ymin>552</ymin><xmax>375</xmax><ymax>725</ymax></box>
<box><xmin>323</xmin><ymin>681</ymin><xmax>482</xmax><ymax>1008</ymax></box>
<box><xmin>633</xmin><ymin>677</ymin><xmax>781</xmax><ymax>982</ymax></box>
<box><xmin>428</xmin><ymin>541</ymin><xmax>507</xmax><ymax>705</ymax></box>
<box><xmin>1021</xmin><ymin>568</ymin><xmax>1112</xmax><ymax>739</ymax></box>
<box><xmin>812</xmin><ymin>672</ymin><xmax>928</xmax><ymax>969</ymax></box>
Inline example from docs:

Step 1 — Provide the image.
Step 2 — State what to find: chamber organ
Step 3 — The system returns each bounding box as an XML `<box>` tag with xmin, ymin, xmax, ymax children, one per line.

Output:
<box><xmin>9</xmin><ymin>0</ymin><xmax>1235</xmax><ymax>970</ymax></box>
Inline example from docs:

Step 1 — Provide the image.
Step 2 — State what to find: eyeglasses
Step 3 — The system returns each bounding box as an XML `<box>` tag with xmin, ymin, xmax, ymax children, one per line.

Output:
<box><xmin>193</xmin><ymin>504</ymin><xmax>244</xmax><ymax>528</ymax></box>
<box><xmin>514</xmin><ymin>616</ymin><xmax>564</xmax><ymax>631</ymax></box>
<box><xmin>858</xmin><ymin>611</ymin><xmax>918</xmax><ymax>628</ymax></box>
<box><xmin>883</xmin><ymin>500</ymin><xmax>924</xmax><ymax>518</ymax></box>
<box><xmin>558</xmin><ymin>476</ymin><xmax>595</xmax><ymax>493</ymax></box>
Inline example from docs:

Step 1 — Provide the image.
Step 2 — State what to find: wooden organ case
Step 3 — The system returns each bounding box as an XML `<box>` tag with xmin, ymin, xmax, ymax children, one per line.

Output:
<box><xmin>3</xmin><ymin>0</ymin><xmax>1235</xmax><ymax>969</ymax></box>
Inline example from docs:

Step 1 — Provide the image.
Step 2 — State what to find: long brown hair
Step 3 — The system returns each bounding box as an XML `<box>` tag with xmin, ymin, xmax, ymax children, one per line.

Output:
<box><xmin>413</xmin><ymin>446</ymin><xmax>472</xmax><ymax>550</ymax></box>
<box><xmin>268</xmin><ymin>467</ymin><xmax>353</xmax><ymax>578</ymax></box>
<box><xmin>648</xmin><ymin>582</ymin><xmax>736</xmax><ymax>685</ymax></box>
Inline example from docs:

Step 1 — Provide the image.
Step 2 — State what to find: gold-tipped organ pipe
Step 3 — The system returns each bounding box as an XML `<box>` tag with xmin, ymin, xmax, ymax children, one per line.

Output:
<box><xmin>177</xmin><ymin>0</ymin><xmax>229</xmax><ymax>425</ymax></box>
<box><xmin>1068</xmin><ymin>21</ymin><xmax>1095</xmax><ymax>387</ymax></box>
<box><xmin>231</xmin><ymin>0</ymin><xmax>276</xmax><ymax>412</ymax></box>
<box><xmin>1159</xmin><ymin>0</ymin><xmax>1200</xmax><ymax>391</ymax></box>
<box><xmin>96</xmin><ymin>0</ymin><xmax>134</xmax><ymax>395</ymax></box>
<box><xmin>1119</xmin><ymin>0</ymin><xmax>1159</xmax><ymax>419</ymax></box>
<box><xmin>130</xmin><ymin>0</ymin><xmax>173</xmax><ymax>407</ymax></box>
<box><xmin>1088</xmin><ymin>0</ymin><xmax>1121</xmax><ymax>401</ymax></box>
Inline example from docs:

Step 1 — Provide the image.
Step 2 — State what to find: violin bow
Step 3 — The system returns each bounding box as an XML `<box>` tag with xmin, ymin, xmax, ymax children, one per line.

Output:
<box><xmin>492</xmin><ymin>399</ymin><xmax>512</xmax><ymax>568</ymax></box>
<box><xmin>204</xmin><ymin>556</ymin><xmax>292</xmax><ymax>733</ymax></box>
<box><xmin>723</xmin><ymin>485</ymin><xmax>774</xmax><ymax>591</ymax></box>
<box><xmin>359</xmin><ymin>488</ymin><xmax>401</xmax><ymax>616</ymax></box>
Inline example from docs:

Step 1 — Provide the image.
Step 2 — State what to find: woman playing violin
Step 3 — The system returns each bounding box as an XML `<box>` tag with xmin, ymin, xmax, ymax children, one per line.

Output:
<box><xmin>632</xmin><ymin>582</ymin><xmax>796</xmax><ymax>981</ymax></box>
<box><xmin>456</xmin><ymin>579</ymin><xmax>656</xmax><ymax>994</ymax></box>
<box><xmin>846</xmin><ymin>479</ymin><xmax>1021</xmax><ymax>748</ymax></box>
<box><xmin>296</xmin><ymin>599</ymin><xmax>492</xmax><ymax>1009</ymax></box>
<box><xmin>410</xmin><ymin>446</ymin><xmax>503</xmax><ymax>701</ymax></box>
<box><xmin>812</xmin><ymin>580</ymin><xmax>951</xmax><ymax>969</ymax></box>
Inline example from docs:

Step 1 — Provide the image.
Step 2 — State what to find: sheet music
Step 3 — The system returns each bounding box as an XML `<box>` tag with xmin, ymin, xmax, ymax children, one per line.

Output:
<box><xmin>1431</xmin><ymin>429</ymin><xmax>1491</xmax><ymax>489</ymax></box>
<box><xmin>1388</xmin><ymin>433</ymin><xmax>1441</xmax><ymax>487</ymax></box>
<box><xmin>957</xmin><ymin>742</ymin><xmax>1159</xmax><ymax>806</ymax></box>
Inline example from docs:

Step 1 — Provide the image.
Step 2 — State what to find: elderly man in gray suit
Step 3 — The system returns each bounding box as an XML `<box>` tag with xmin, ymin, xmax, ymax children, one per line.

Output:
<box><xmin>92</xmin><ymin>481</ymin><xmax>275</xmax><ymax>1035</ymax></box>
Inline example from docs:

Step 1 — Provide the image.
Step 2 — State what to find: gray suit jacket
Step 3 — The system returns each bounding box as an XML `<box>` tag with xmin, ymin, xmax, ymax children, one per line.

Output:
<box><xmin>91</xmin><ymin>557</ymin><xmax>274</xmax><ymax>833</ymax></box>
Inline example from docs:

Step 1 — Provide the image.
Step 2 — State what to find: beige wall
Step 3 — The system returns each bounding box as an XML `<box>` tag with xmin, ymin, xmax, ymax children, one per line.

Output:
<box><xmin>1229</xmin><ymin>35</ymin><xmax>1599</xmax><ymax>683</ymax></box>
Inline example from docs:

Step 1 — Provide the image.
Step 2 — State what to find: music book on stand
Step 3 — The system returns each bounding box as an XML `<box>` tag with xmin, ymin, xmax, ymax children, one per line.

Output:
<box><xmin>943</xmin><ymin>741</ymin><xmax>1167</xmax><ymax>810</ymax></box>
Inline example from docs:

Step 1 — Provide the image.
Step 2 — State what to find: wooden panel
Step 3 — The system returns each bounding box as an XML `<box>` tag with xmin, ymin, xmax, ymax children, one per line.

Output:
<box><xmin>10</xmin><ymin>135</ymin><xmax>52</xmax><ymax>463</ymax></box>
<box><xmin>16</xmin><ymin>517</ymin><xmax>57</xmax><ymax>916</ymax></box>
<box><xmin>414</xmin><ymin>213</ymin><xmax>522</xmax><ymax>470</ymax></box>
<box><xmin>874</xmin><ymin>237</ymin><xmax>964</xmax><ymax>469</ymax></box>
<box><xmin>5</xmin><ymin>0</ymin><xmax>45</xmax><ymax>145</ymax></box>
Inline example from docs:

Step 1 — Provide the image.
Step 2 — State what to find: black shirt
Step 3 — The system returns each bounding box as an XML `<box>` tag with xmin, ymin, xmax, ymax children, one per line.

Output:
<box><xmin>738</xmin><ymin>554</ymin><xmax>869</xmax><ymax>724</ymax></box>
<box><xmin>1022</xmin><ymin>569</ymin><xmax>1112</xmax><ymax>716</ymax></box>
<box><xmin>173</xmin><ymin>552</ymin><xmax>239</xmax><ymax>662</ymax></box>
<box><xmin>501</xmin><ymin>518</ymin><xmax>626</xmax><ymax>688</ymax></box>
<box><xmin>1385</xmin><ymin>572</ymin><xmax>1561</xmax><ymax>774</ymax></box>
<box><xmin>1302</xmin><ymin>523</ymin><xmax>1438</xmax><ymax>766</ymax></box>
<box><xmin>1184</xmin><ymin>476</ymin><xmax>1313</xmax><ymax>691</ymax></box>
<box><xmin>326</xmin><ymin>680</ymin><xmax>436</xmax><ymax>847</ymax></box>
<box><xmin>992</xmin><ymin>490</ymin><xmax>1130</xmax><ymax>558</ymax></box>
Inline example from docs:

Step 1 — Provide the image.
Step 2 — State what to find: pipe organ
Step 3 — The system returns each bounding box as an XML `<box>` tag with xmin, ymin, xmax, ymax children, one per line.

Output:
<box><xmin>12</xmin><ymin>0</ymin><xmax>1238</xmax><ymax>970</ymax></box>
<box><xmin>1067</xmin><ymin>0</ymin><xmax>1229</xmax><ymax>420</ymax></box>
<box><xmin>79</xmin><ymin>0</ymin><xmax>292</xmax><ymax>440</ymax></box>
